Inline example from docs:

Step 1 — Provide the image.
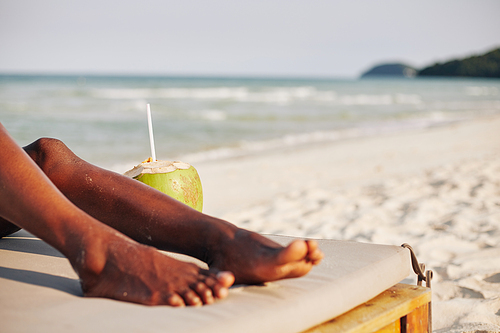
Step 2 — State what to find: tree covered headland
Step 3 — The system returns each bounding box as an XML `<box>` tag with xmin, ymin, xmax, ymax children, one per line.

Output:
<box><xmin>418</xmin><ymin>47</ymin><xmax>500</xmax><ymax>78</ymax></box>
<box><xmin>360</xmin><ymin>63</ymin><xmax>416</xmax><ymax>78</ymax></box>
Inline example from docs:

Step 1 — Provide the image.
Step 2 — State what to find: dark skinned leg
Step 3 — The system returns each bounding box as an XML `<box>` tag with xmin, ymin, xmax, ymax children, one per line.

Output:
<box><xmin>0</xmin><ymin>125</ymin><xmax>234</xmax><ymax>306</ymax></box>
<box><xmin>0</xmin><ymin>217</ymin><xmax>21</xmax><ymax>238</ymax></box>
<box><xmin>23</xmin><ymin>138</ymin><xmax>323</xmax><ymax>285</ymax></box>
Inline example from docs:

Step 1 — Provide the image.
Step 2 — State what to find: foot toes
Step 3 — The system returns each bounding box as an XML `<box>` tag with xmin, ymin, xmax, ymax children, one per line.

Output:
<box><xmin>216</xmin><ymin>271</ymin><xmax>235</xmax><ymax>287</ymax></box>
<box><xmin>310</xmin><ymin>251</ymin><xmax>324</xmax><ymax>265</ymax></box>
<box><xmin>277</xmin><ymin>240</ymin><xmax>308</xmax><ymax>264</ymax></box>
<box><xmin>305</xmin><ymin>240</ymin><xmax>324</xmax><ymax>264</ymax></box>
<box><xmin>305</xmin><ymin>240</ymin><xmax>318</xmax><ymax>253</ymax></box>
<box><xmin>182</xmin><ymin>289</ymin><xmax>203</xmax><ymax>306</ymax></box>
<box><xmin>193</xmin><ymin>281</ymin><xmax>214</xmax><ymax>304</ymax></box>
<box><xmin>166</xmin><ymin>293</ymin><xmax>186</xmax><ymax>307</ymax></box>
<box><xmin>203</xmin><ymin>275</ymin><xmax>230</xmax><ymax>299</ymax></box>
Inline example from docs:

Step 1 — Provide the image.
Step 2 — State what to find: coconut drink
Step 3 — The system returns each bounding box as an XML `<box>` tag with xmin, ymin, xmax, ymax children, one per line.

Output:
<box><xmin>124</xmin><ymin>158</ymin><xmax>203</xmax><ymax>212</ymax></box>
<box><xmin>125</xmin><ymin>104</ymin><xmax>203</xmax><ymax>211</ymax></box>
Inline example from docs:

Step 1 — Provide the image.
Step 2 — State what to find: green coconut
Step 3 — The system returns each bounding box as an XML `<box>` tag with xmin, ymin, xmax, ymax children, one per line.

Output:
<box><xmin>124</xmin><ymin>159</ymin><xmax>203</xmax><ymax>212</ymax></box>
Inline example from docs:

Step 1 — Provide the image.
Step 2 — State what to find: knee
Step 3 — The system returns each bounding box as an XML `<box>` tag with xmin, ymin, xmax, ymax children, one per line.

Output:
<box><xmin>24</xmin><ymin>137</ymin><xmax>65</xmax><ymax>159</ymax></box>
<box><xmin>23</xmin><ymin>138</ymin><xmax>74</xmax><ymax>170</ymax></box>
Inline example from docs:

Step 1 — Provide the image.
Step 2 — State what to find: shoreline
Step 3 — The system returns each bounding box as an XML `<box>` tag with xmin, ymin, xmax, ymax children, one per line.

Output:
<box><xmin>198</xmin><ymin>114</ymin><xmax>500</xmax><ymax>216</ymax></box>
<box><xmin>196</xmin><ymin>114</ymin><xmax>500</xmax><ymax>331</ymax></box>
<box><xmin>108</xmin><ymin>113</ymin><xmax>482</xmax><ymax>174</ymax></box>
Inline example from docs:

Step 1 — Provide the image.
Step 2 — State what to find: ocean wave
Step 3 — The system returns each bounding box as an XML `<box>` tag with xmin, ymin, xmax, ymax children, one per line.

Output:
<box><xmin>197</xmin><ymin>109</ymin><xmax>227</xmax><ymax>121</ymax></box>
<box><xmin>90</xmin><ymin>87</ymin><xmax>422</xmax><ymax>105</ymax></box>
<box><xmin>175</xmin><ymin>113</ymin><xmax>467</xmax><ymax>164</ymax></box>
<box><xmin>465</xmin><ymin>86</ymin><xmax>499</xmax><ymax>96</ymax></box>
<box><xmin>338</xmin><ymin>94</ymin><xmax>421</xmax><ymax>105</ymax></box>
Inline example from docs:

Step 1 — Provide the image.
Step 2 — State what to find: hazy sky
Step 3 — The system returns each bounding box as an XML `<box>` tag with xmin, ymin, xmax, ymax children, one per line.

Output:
<box><xmin>1</xmin><ymin>0</ymin><xmax>499</xmax><ymax>78</ymax></box>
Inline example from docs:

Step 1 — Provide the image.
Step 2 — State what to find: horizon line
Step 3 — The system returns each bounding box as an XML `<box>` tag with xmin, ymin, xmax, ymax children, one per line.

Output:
<box><xmin>0</xmin><ymin>71</ymin><xmax>358</xmax><ymax>81</ymax></box>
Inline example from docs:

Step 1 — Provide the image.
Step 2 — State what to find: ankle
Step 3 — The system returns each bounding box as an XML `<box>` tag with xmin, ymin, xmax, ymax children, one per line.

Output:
<box><xmin>203</xmin><ymin>218</ymin><xmax>240</xmax><ymax>265</ymax></box>
<box><xmin>63</xmin><ymin>219</ymin><xmax>113</xmax><ymax>286</ymax></box>
<box><xmin>78</xmin><ymin>237</ymin><xmax>106</xmax><ymax>275</ymax></box>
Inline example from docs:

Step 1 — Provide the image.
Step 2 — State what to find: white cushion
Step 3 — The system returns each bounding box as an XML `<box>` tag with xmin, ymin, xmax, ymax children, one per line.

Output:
<box><xmin>0</xmin><ymin>230</ymin><xmax>410</xmax><ymax>333</ymax></box>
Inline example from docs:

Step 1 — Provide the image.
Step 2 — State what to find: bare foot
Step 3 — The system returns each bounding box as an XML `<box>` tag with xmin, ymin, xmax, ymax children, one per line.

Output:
<box><xmin>208</xmin><ymin>229</ymin><xmax>323</xmax><ymax>285</ymax></box>
<box><xmin>76</xmin><ymin>234</ymin><xmax>235</xmax><ymax>306</ymax></box>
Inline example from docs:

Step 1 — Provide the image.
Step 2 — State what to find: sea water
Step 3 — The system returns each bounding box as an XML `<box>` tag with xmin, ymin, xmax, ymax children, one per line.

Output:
<box><xmin>1</xmin><ymin>74</ymin><xmax>499</xmax><ymax>172</ymax></box>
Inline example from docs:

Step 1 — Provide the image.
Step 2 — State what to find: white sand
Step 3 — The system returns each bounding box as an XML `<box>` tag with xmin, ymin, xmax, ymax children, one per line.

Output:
<box><xmin>196</xmin><ymin>115</ymin><xmax>500</xmax><ymax>332</ymax></box>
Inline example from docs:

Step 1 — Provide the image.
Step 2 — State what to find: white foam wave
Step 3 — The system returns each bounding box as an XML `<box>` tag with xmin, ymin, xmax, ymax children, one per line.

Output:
<box><xmin>91</xmin><ymin>111</ymin><xmax>478</xmax><ymax>174</ymax></box>
<box><xmin>198</xmin><ymin>109</ymin><xmax>227</xmax><ymax>121</ymax></box>
<box><xmin>179</xmin><ymin>113</ymin><xmax>466</xmax><ymax>164</ymax></box>
<box><xmin>91</xmin><ymin>87</ymin><xmax>248</xmax><ymax>100</ymax></box>
<box><xmin>339</xmin><ymin>94</ymin><xmax>421</xmax><ymax>105</ymax></box>
<box><xmin>465</xmin><ymin>86</ymin><xmax>499</xmax><ymax>96</ymax></box>
<box><xmin>91</xmin><ymin>87</ymin><xmax>421</xmax><ymax>105</ymax></box>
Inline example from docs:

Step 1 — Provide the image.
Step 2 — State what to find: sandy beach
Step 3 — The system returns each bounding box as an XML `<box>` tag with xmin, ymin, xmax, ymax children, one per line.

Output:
<box><xmin>196</xmin><ymin>115</ymin><xmax>500</xmax><ymax>332</ymax></box>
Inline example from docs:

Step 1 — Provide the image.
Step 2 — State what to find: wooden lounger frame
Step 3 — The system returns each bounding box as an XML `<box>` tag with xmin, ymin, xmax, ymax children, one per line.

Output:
<box><xmin>303</xmin><ymin>244</ymin><xmax>433</xmax><ymax>333</ymax></box>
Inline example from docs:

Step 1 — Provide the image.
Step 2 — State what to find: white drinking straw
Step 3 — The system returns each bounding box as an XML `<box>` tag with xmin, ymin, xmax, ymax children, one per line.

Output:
<box><xmin>146</xmin><ymin>103</ymin><xmax>157</xmax><ymax>162</ymax></box>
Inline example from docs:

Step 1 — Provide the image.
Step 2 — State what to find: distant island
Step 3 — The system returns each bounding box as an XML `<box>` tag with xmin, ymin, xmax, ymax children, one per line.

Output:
<box><xmin>360</xmin><ymin>63</ymin><xmax>417</xmax><ymax>78</ymax></box>
<box><xmin>419</xmin><ymin>47</ymin><xmax>500</xmax><ymax>78</ymax></box>
<box><xmin>360</xmin><ymin>47</ymin><xmax>500</xmax><ymax>79</ymax></box>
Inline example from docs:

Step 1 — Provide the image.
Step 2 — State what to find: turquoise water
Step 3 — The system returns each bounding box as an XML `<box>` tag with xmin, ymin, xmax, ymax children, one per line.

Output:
<box><xmin>1</xmin><ymin>74</ymin><xmax>499</xmax><ymax>171</ymax></box>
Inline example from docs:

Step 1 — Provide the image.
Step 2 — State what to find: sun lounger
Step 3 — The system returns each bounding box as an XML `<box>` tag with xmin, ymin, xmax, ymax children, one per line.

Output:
<box><xmin>0</xmin><ymin>230</ymin><xmax>431</xmax><ymax>333</ymax></box>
